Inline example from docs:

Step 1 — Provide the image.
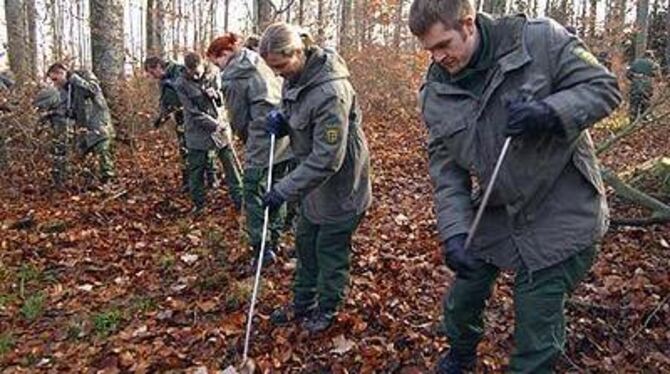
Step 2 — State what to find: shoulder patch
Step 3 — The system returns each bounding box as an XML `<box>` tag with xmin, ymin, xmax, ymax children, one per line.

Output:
<box><xmin>324</xmin><ymin>126</ymin><xmax>341</xmax><ymax>145</ymax></box>
<box><xmin>572</xmin><ymin>47</ymin><xmax>600</xmax><ymax>66</ymax></box>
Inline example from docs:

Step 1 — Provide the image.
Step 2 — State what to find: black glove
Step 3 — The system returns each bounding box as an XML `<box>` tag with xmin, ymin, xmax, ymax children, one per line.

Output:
<box><xmin>267</xmin><ymin>109</ymin><xmax>288</xmax><ymax>136</ymax></box>
<box><xmin>505</xmin><ymin>99</ymin><xmax>562</xmax><ymax>136</ymax></box>
<box><xmin>442</xmin><ymin>234</ymin><xmax>480</xmax><ymax>277</ymax></box>
<box><xmin>262</xmin><ymin>188</ymin><xmax>285</xmax><ymax>210</ymax></box>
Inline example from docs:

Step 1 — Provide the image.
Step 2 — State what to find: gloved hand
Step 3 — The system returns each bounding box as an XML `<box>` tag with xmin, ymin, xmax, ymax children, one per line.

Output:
<box><xmin>267</xmin><ymin>109</ymin><xmax>288</xmax><ymax>136</ymax></box>
<box><xmin>442</xmin><ymin>234</ymin><xmax>480</xmax><ymax>277</ymax></box>
<box><xmin>505</xmin><ymin>99</ymin><xmax>562</xmax><ymax>136</ymax></box>
<box><xmin>262</xmin><ymin>188</ymin><xmax>285</xmax><ymax>210</ymax></box>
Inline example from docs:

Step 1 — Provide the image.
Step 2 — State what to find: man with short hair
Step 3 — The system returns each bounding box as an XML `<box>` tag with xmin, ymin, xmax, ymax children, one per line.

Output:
<box><xmin>47</xmin><ymin>63</ymin><xmax>116</xmax><ymax>184</ymax></box>
<box><xmin>174</xmin><ymin>52</ymin><xmax>243</xmax><ymax>214</ymax></box>
<box><xmin>408</xmin><ymin>0</ymin><xmax>621</xmax><ymax>372</ymax></box>
<box><xmin>144</xmin><ymin>56</ymin><xmax>218</xmax><ymax>192</ymax></box>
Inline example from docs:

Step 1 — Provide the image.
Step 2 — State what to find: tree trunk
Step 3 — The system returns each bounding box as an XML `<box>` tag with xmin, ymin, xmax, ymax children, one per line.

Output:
<box><xmin>147</xmin><ymin>0</ymin><xmax>167</xmax><ymax>57</ymax></box>
<box><xmin>224</xmin><ymin>0</ymin><xmax>230</xmax><ymax>30</ymax></box>
<box><xmin>5</xmin><ymin>0</ymin><xmax>31</xmax><ymax>82</ymax></box>
<box><xmin>25</xmin><ymin>0</ymin><xmax>38</xmax><ymax>78</ymax></box>
<box><xmin>298</xmin><ymin>0</ymin><xmax>304</xmax><ymax>24</ymax></box>
<box><xmin>90</xmin><ymin>0</ymin><xmax>125</xmax><ymax>100</ymax></box>
<box><xmin>146</xmin><ymin>0</ymin><xmax>155</xmax><ymax>54</ymax></box>
<box><xmin>340</xmin><ymin>0</ymin><xmax>352</xmax><ymax>48</ymax></box>
<box><xmin>316</xmin><ymin>0</ymin><xmax>324</xmax><ymax>42</ymax></box>
<box><xmin>634</xmin><ymin>0</ymin><xmax>650</xmax><ymax>58</ymax></box>
<box><xmin>257</xmin><ymin>0</ymin><xmax>274</xmax><ymax>32</ymax></box>
<box><xmin>588</xmin><ymin>0</ymin><xmax>597</xmax><ymax>39</ymax></box>
<box><xmin>50</xmin><ymin>0</ymin><xmax>63</xmax><ymax>61</ymax></box>
<box><xmin>393</xmin><ymin>0</ymin><xmax>404</xmax><ymax>49</ymax></box>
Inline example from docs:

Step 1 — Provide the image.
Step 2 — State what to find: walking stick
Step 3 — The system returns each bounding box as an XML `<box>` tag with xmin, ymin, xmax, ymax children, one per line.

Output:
<box><xmin>241</xmin><ymin>133</ymin><xmax>276</xmax><ymax>366</ymax></box>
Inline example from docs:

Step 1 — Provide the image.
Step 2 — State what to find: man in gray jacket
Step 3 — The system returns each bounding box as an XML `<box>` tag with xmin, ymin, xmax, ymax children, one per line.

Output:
<box><xmin>408</xmin><ymin>0</ymin><xmax>621</xmax><ymax>372</ymax></box>
<box><xmin>47</xmin><ymin>63</ymin><xmax>116</xmax><ymax>184</ymax></box>
<box><xmin>175</xmin><ymin>52</ymin><xmax>243</xmax><ymax>214</ymax></box>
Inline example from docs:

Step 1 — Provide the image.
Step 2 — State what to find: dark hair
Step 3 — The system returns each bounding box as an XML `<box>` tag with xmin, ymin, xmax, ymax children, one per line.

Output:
<box><xmin>46</xmin><ymin>62</ymin><xmax>68</xmax><ymax>75</ymax></box>
<box><xmin>244</xmin><ymin>35</ymin><xmax>261</xmax><ymax>51</ymax></box>
<box><xmin>408</xmin><ymin>0</ymin><xmax>475</xmax><ymax>36</ymax></box>
<box><xmin>143</xmin><ymin>56</ymin><xmax>166</xmax><ymax>71</ymax></box>
<box><xmin>184</xmin><ymin>52</ymin><xmax>202</xmax><ymax>70</ymax></box>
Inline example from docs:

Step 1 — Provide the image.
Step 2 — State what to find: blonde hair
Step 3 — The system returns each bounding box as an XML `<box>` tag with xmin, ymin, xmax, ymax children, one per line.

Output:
<box><xmin>259</xmin><ymin>22</ymin><xmax>315</xmax><ymax>57</ymax></box>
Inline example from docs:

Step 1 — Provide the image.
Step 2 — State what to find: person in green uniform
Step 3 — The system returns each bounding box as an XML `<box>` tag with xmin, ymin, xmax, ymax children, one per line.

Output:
<box><xmin>259</xmin><ymin>23</ymin><xmax>372</xmax><ymax>333</ymax></box>
<box><xmin>47</xmin><ymin>63</ymin><xmax>116</xmax><ymax>185</ymax></box>
<box><xmin>207</xmin><ymin>33</ymin><xmax>294</xmax><ymax>265</ymax></box>
<box><xmin>144</xmin><ymin>56</ymin><xmax>218</xmax><ymax>192</ymax></box>
<box><xmin>408</xmin><ymin>0</ymin><xmax>622</xmax><ymax>371</ymax></box>
<box><xmin>174</xmin><ymin>52</ymin><xmax>243</xmax><ymax>214</ymax></box>
<box><xmin>626</xmin><ymin>50</ymin><xmax>660</xmax><ymax>122</ymax></box>
<box><xmin>33</xmin><ymin>86</ymin><xmax>72</xmax><ymax>187</ymax></box>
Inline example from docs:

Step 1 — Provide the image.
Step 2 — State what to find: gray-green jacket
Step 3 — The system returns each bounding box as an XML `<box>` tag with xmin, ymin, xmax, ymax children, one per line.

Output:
<box><xmin>419</xmin><ymin>15</ymin><xmax>621</xmax><ymax>271</ymax></box>
<box><xmin>175</xmin><ymin>70</ymin><xmax>232</xmax><ymax>151</ymax></box>
<box><xmin>65</xmin><ymin>72</ymin><xmax>115</xmax><ymax>150</ymax></box>
<box><xmin>221</xmin><ymin>49</ymin><xmax>292</xmax><ymax>168</ymax></box>
<box><xmin>275</xmin><ymin>46</ymin><xmax>372</xmax><ymax>224</ymax></box>
<box><xmin>33</xmin><ymin>87</ymin><xmax>69</xmax><ymax>127</ymax></box>
<box><xmin>158</xmin><ymin>62</ymin><xmax>185</xmax><ymax>122</ymax></box>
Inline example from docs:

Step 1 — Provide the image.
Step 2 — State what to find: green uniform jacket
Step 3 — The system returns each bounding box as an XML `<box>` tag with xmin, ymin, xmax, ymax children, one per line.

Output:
<box><xmin>221</xmin><ymin>49</ymin><xmax>293</xmax><ymax>168</ymax></box>
<box><xmin>65</xmin><ymin>72</ymin><xmax>115</xmax><ymax>150</ymax></box>
<box><xmin>158</xmin><ymin>62</ymin><xmax>185</xmax><ymax>121</ymax></box>
<box><xmin>175</xmin><ymin>70</ymin><xmax>232</xmax><ymax>151</ymax></box>
<box><xmin>419</xmin><ymin>15</ymin><xmax>621</xmax><ymax>271</ymax></box>
<box><xmin>276</xmin><ymin>46</ymin><xmax>372</xmax><ymax>224</ymax></box>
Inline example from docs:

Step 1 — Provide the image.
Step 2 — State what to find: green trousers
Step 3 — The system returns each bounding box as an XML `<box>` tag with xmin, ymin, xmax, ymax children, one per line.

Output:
<box><xmin>91</xmin><ymin>138</ymin><xmax>116</xmax><ymax>182</ymax></box>
<box><xmin>293</xmin><ymin>212</ymin><xmax>364</xmax><ymax>312</ymax></box>
<box><xmin>243</xmin><ymin>161</ymin><xmax>291</xmax><ymax>248</ymax></box>
<box><xmin>188</xmin><ymin>146</ymin><xmax>243</xmax><ymax>209</ymax></box>
<box><xmin>51</xmin><ymin>124</ymin><xmax>70</xmax><ymax>186</ymax></box>
<box><xmin>443</xmin><ymin>246</ymin><xmax>597</xmax><ymax>373</ymax></box>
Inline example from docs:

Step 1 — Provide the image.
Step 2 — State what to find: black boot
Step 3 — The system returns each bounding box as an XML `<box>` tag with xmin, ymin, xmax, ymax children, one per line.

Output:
<box><xmin>270</xmin><ymin>302</ymin><xmax>316</xmax><ymax>325</ymax></box>
<box><xmin>302</xmin><ymin>308</ymin><xmax>336</xmax><ymax>333</ymax></box>
<box><xmin>435</xmin><ymin>349</ymin><xmax>476</xmax><ymax>374</ymax></box>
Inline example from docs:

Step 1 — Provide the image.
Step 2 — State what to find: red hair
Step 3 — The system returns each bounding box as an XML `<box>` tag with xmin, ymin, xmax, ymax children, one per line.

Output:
<box><xmin>207</xmin><ymin>33</ymin><xmax>242</xmax><ymax>58</ymax></box>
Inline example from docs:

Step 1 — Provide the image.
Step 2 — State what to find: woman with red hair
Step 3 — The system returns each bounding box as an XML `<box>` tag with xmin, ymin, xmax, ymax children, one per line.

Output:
<box><xmin>207</xmin><ymin>33</ymin><xmax>294</xmax><ymax>267</ymax></box>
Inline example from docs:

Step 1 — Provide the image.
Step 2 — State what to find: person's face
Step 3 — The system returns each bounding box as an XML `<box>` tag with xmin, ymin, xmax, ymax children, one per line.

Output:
<box><xmin>263</xmin><ymin>50</ymin><xmax>305</xmax><ymax>80</ymax></box>
<box><xmin>48</xmin><ymin>69</ymin><xmax>68</xmax><ymax>88</ymax></box>
<box><xmin>418</xmin><ymin>17</ymin><xmax>478</xmax><ymax>75</ymax></box>
<box><xmin>146</xmin><ymin>65</ymin><xmax>165</xmax><ymax>80</ymax></box>
<box><xmin>208</xmin><ymin>50</ymin><xmax>236</xmax><ymax>69</ymax></box>
<box><xmin>188</xmin><ymin>63</ymin><xmax>205</xmax><ymax>79</ymax></box>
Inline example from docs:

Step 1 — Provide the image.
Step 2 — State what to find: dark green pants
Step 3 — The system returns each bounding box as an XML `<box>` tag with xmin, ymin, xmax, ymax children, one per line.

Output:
<box><xmin>293</xmin><ymin>213</ymin><xmax>364</xmax><ymax>312</ymax></box>
<box><xmin>188</xmin><ymin>147</ymin><xmax>243</xmax><ymax>208</ymax></box>
<box><xmin>443</xmin><ymin>246</ymin><xmax>596</xmax><ymax>373</ymax></box>
<box><xmin>243</xmin><ymin>161</ymin><xmax>291</xmax><ymax>248</ymax></box>
<box><xmin>51</xmin><ymin>124</ymin><xmax>70</xmax><ymax>185</ymax></box>
<box><xmin>91</xmin><ymin>138</ymin><xmax>115</xmax><ymax>182</ymax></box>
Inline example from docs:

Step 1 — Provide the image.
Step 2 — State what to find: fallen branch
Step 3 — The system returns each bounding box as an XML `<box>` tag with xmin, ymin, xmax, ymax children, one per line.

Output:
<box><xmin>602</xmin><ymin>167</ymin><xmax>670</xmax><ymax>218</ymax></box>
<box><xmin>629</xmin><ymin>294</ymin><xmax>670</xmax><ymax>341</ymax></box>
<box><xmin>610</xmin><ymin>216</ymin><xmax>670</xmax><ymax>227</ymax></box>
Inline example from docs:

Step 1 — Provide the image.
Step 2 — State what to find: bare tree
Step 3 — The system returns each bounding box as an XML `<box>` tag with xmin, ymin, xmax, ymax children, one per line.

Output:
<box><xmin>634</xmin><ymin>0</ymin><xmax>650</xmax><ymax>58</ymax></box>
<box><xmin>25</xmin><ymin>0</ymin><xmax>38</xmax><ymax>77</ymax></box>
<box><xmin>340</xmin><ymin>0</ymin><xmax>352</xmax><ymax>48</ymax></box>
<box><xmin>666</xmin><ymin>0</ymin><xmax>670</xmax><ymax>73</ymax></box>
<box><xmin>257</xmin><ymin>0</ymin><xmax>274</xmax><ymax>32</ymax></box>
<box><xmin>393</xmin><ymin>0</ymin><xmax>404</xmax><ymax>49</ymax></box>
<box><xmin>5</xmin><ymin>0</ymin><xmax>31</xmax><ymax>81</ymax></box>
<box><xmin>90</xmin><ymin>0</ymin><xmax>125</xmax><ymax>99</ymax></box>
<box><xmin>224</xmin><ymin>0</ymin><xmax>230</xmax><ymax>30</ymax></box>
<box><xmin>316</xmin><ymin>0</ymin><xmax>325</xmax><ymax>42</ymax></box>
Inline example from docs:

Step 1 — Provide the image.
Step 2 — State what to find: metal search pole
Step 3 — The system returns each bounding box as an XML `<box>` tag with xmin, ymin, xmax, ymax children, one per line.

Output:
<box><xmin>241</xmin><ymin>133</ymin><xmax>276</xmax><ymax>364</ymax></box>
<box><xmin>464</xmin><ymin>136</ymin><xmax>512</xmax><ymax>250</ymax></box>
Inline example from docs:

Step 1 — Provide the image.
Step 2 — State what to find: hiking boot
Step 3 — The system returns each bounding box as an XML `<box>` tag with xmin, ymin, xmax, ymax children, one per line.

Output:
<box><xmin>250</xmin><ymin>246</ymin><xmax>277</xmax><ymax>272</ymax></box>
<box><xmin>435</xmin><ymin>349</ymin><xmax>476</xmax><ymax>374</ymax></box>
<box><xmin>270</xmin><ymin>302</ymin><xmax>316</xmax><ymax>325</ymax></box>
<box><xmin>302</xmin><ymin>308</ymin><xmax>336</xmax><ymax>333</ymax></box>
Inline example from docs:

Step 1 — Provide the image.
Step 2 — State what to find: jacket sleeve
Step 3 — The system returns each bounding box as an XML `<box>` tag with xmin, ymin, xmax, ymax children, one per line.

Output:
<box><xmin>274</xmin><ymin>89</ymin><xmax>350</xmax><ymax>201</ymax></box>
<box><xmin>159</xmin><ymin>81</ymin><xmax>181</xmax><ymax>116</ymax></box>
<box><xmin>224</xmin><ymin>78</ymin><xmax>250</xmax><ymax>140</ymax></box>
<box><xmin>427</xmin><ymin>136</ymin><xmax>473</xmax><ymax>242</ymax></box>
<box><xmin>247</xmin><ymin>73</ymin><xmax>281</xmax><ymax>142</ymax></box>
<box><xmin>539</xmin><ymin>19</ymin><xmax>622</xmax><ymax>141</ymax></box>
<box><xmin>176</xmin><ymin>82</ymin><xmax>220</xmax><ymax>133</ymax></box>
<box><xmin>68</xmin><ymin>73</ymin><xmax>102</xmax><ymax>99</ymax></box>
